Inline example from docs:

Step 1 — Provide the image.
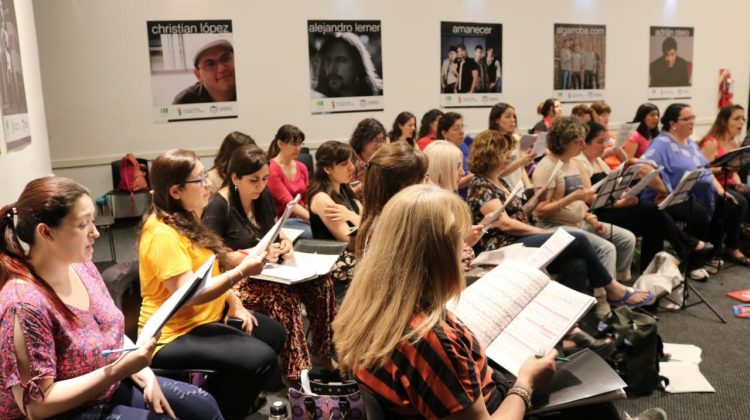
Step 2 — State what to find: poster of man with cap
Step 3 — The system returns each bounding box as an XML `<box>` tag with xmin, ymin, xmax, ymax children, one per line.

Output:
<box><xmin>147</xmin><ymin>20</ymin><xmax>237</xmax><ymax>123</ymax></box>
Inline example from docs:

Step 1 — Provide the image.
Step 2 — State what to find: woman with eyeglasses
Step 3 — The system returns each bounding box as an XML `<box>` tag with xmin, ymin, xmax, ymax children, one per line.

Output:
<box><xmin>138</xmin><ymin>149</ymin><xmax>286</xmax><ymax>419</ymax></box>
<box><xmin>0</xmin><ymin>177</ymin><xmax>223</xmax><ymax>420</ymax></box>
<box><xmin>436</xmin><ymin>112</ymin><xmax>474</xmax><ymax>196</ymax></box>
<box><xmin>700</xmin><ymin>105</ymin><xmax>750</xmax><ymax>226</ymax></box>
<box><xmin>349</xmin><ymin>118</ymin><xmax>387</xmax><ymax>198</ymax></box>
<box><xmin>203</xmin><ymin>144</ymin><xmax>336</xmax><ymax>386</ymax></box>
<box><xmin>267</xmin><ymin>124</ymin><xmax>312</xmax><ymax>239</ymax></box>
<box><xmin>641</xmin><ymin>104</ymin><xmax>748</xmax><ymax>268</ymax></box>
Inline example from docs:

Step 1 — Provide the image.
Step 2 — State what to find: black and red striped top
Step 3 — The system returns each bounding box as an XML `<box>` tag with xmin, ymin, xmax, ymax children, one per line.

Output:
<box><xmin>356</xmin><ymin>310</ymin><xmax>502</xmax><ymax>419</ymax></box>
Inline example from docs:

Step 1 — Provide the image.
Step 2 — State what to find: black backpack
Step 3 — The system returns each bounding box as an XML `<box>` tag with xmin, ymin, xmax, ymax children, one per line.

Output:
<box><xmin>599</xmin><ymin>306</ymin><xmax>669</xmax><ymax>396</ymax></box>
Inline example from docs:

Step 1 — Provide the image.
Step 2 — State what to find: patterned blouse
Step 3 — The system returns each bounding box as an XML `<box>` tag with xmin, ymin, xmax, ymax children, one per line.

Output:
<box><xmin>467</xmin><ymin>174</ymin><xmax>527</xmax><ymax>252</ymax></box>
<box><xmin>0</xmin><ymin>262</ymin><xmax>124</xmax><ymax>419</ymax></box>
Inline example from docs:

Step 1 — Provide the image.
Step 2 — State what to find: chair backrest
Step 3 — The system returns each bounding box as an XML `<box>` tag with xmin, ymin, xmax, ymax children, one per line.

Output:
<box><xmin>101</xmin><ymin>260</ymin><xmax>141</xmax><ymax>341</ymax></box>
<box><xmin>297</xmin><ymin>147</ymin><xmax>314</xmax><ymax>177</ymax></box>
<box><xmin>111</xmin><ymin>157</ymin><xmax>150</xmax><ymax>192</ymax></box>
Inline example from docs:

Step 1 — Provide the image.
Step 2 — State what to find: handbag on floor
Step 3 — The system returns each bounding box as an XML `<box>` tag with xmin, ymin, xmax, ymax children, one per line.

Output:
<box><xmin>288</xmin><ymin>369</ymin><xmax>366</xmax><ymax>419</ymax></box>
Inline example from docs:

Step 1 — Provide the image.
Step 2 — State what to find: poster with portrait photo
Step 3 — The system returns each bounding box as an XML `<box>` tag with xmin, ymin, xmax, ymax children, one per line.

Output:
<box><xmin>147</xmin><ymin>20</ymin><xmax>237</xmax><ymax>123</ymax></box>
<box><xmin>308</xmin><ymin>20</ymin><xmax>383</xmax><ymax>114</ymax></box>
<box><xmin>648</xmin><ymin>26</ymin><xmax>693</xmax><ymax>100</ymax></box>
<box><xmin>553</xmin><ymin>23</ymin><xmax>606</xmax><ymax>103</ymax></box>
<box><xmin>0</xmin><ymin>0</ymin><xmax>30</xmax><ymax>152</ymax></box>
<box><xmin>440</xmin><ymin>21</ymin><xmax>502</xmax><ymax>108</ymax></box>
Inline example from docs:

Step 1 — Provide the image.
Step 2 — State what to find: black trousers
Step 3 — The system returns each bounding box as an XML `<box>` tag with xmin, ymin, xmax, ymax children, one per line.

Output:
<box><xmin>665</xmin><ymin>194</ymin><xmax>742</xmax><ymax>252</ymax></box>
<box><xmin>152</xmin><ymin>313</ymin><xmax>286</xmax><ymax>420</ymax></box>
<box><xmin>596</xmin><ymin>201</ymin><xmax>697</xmax><ymax>270</ymax></box>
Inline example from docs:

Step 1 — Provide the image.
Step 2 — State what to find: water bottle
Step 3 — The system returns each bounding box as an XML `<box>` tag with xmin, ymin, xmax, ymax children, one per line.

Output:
<box><xmin>269</xmin><ymin>400</ymin><xmax>289</xmax><ymax>420</ymax></box>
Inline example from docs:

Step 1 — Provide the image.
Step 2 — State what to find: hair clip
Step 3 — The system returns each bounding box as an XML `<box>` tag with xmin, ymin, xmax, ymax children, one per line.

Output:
<box><xmin>364</xmin><ymin>162</ymin><xmax>371</xmax><ymax>169</ymax></box>
<box><xmin>5</xmin><ymin>207</ymin><xmax>16</xmax><ymax>220</ymax></box>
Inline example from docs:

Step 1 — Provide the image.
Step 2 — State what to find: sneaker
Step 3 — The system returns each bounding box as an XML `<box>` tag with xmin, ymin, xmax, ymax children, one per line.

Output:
<box><xmin>688</xmin><ymin>268</ymin><xmax>709</xmax><ymax>282</ymax></box>
<box><xmin>625</xmin><ymin>407</ymin><xmax>668</xmax><ymax>420</ymax></box>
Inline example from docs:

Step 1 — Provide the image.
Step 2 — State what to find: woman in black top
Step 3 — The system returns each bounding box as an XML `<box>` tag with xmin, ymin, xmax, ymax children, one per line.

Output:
<box><xmin>308</xmin><ymin>141</ymin><xmax>362</xmax><ymax>299</ymax></box>
<box><xmin>202</xmin><ymin>144</ymin><xmax>336</xmax><ymax>384</ymax></box>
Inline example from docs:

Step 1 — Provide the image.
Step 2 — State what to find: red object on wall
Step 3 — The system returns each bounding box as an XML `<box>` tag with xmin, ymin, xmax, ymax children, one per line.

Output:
<box><xmin>719</xmin><ymin>68</ymin><xmax>734</xmax><ymax>108</ymax></box>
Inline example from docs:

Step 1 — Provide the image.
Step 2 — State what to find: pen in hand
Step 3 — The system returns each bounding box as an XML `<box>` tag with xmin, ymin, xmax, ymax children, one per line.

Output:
<box><xmin>102</xmin><ymin>342</ymin><xmax>166</xmax><ymax>356</ymax></box>
<box><xmin>535</xmin><ymin>353</ymin><xmax>570</xmax><ymax>362</ymax></box>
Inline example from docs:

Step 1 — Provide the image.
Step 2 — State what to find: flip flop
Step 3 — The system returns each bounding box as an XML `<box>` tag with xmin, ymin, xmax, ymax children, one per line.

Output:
<box><xmin>608</xmin><ymin>287</ymin><xmax>654</xmax><ymax>309</ymax></box>
<box><xmin>725</xmin><ymin>253</ymin><xmax>750</xmax><ymax>267</ymax></box>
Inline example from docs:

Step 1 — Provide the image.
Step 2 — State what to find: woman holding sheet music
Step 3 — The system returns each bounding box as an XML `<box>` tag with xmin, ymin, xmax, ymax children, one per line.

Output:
<box><xmin>139</xmin><ymin>149</ymin><xmax>286</xmax><ymax>419</ymax></box>
<box><xmin>489</xmin><ymin>103</ymin><xmax>534</xmax><ymax>189</ymax></box>
<box><xmin>0</xmin><ymin>176</ymin><xmax>223</xmax><ymax>419</ymax></box>
<box><xmin>202</xmin><ymin>144</ymin><xmax>337</xmax><ymax>384</ymax></box>
<box><xmin>334</xmin><ymin>184</ymin><xmax>622</xmax><ymax>419</ymax></box>
<box><xmin>641</xmin><ymin>104</ymin><xmax>748</xmax><ymax>268</ymax></box>
<box><xmin>576</xmin><ymin>122</ymin><xmax>712</xmax><ymax>271</ymax></box>
<box><xmin>466</xmin><ymin>130</ymin><xmax>650</xmax><ymax>307</ymax></box>
<box><xmin>623</xmin><ymin>103</ymin><xmax>660</xmax><ymax>160</ymax></box>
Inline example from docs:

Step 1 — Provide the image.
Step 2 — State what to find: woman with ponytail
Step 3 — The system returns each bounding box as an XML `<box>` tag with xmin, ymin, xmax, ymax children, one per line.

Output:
<box><xmin>0</xmin><ymin>176</ymin><xmax>222</xmax><ymax>419</ymax></box>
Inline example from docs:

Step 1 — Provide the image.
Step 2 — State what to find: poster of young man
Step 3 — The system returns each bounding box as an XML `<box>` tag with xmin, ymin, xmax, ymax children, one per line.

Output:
<box><xmin>308</xmin><ymin>20</ymin><xmax>383</xmax><ymax>114</ymax></box>
<box><xmin>553</xmin><ymin>23</ymin><xmax>606</xmax><ymax>103</ymax></box>
<box><xmin>0</xmin><ymin>0</ymin><xmax>30</xmax><ymax>152</ymax></box>
<box><xmin>648</xmin><ymin>26</ymin><xmax>694</xmax><ymax>100</ymax></box>
<box><xmin>147</xmin><ymin>20</ymin><xmax>237</xmax><ymax>123</ymax></box>
<box><xmin>440</xmin><ymin>21</ymin><xmax>502</xmax><ymax>108</ymax></box>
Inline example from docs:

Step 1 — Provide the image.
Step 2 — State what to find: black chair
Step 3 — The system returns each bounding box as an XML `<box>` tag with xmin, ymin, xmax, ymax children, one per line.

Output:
<box><xmin>101</xmin><ymin>261</ymin><xmax>217</xmax><ymax>388</ymax></box>
<box><xmin>297</xmin><ymin>147</ymin><xmax>314</xmax><ymax>176</ymax></box>
<box><xmin>359</xmin><ymin>386</ymin><xmax>386</xmax><ymax>420</ymax></box>
<box><xmin>108</xmin><ymin>158</ymin><xmax>152</xmax><ymax>219</ymax></box>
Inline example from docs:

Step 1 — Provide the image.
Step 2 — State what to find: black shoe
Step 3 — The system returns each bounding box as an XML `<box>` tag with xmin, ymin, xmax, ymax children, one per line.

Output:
<box><xmin>564</xmin><ymin>329</ymin><xmax>616</xmax><ymax>359</ymax></box>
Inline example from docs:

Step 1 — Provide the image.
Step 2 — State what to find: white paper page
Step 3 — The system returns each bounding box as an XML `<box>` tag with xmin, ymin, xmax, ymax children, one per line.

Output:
<box><xmin>660</xmin><ymin>361</ymin><xmax>715</xmax><ymax>393</ymax></box>
<box><xmin>621</xmin><ymin>167</ymin><xmax>664</xmax><ymax>200</ymax></box>
<box><xmin>524</xmin><ymin>160</ymin><xmax>564</xmax><ymax>214</ymax></box>
<box><xmin>137</xmin><ymin>255</ymin><xmax>216</xmax><ymax>345</ymax></box>
<box><xmin>519</xmin><ymin>134</ymin><xmax>537</xmax><ymax>152</ymax></box>
<box><xmin>281</xmin><ymin>227</ymin><xmax>305</xmax><ymax>243</ymax></box>
<box><xmin>481</xmin><ymin>181</ymin><xmax>524</xmax><ymax>228</ymax></box>
<box><xmin>657</xmin><ymin>169</ymin><xmax>702</xmax><ymax>210</ymax></box>
<box><xmin>486</xmin><ymin>279</ymin><xmax>596</xmax><ymax>375</ymax></box>
<box><xmin>255</xmin><ymin>251</ymin><xmax>340</xmax><ymax>283</ymax></box>
<box><xmin>663</xmin><ymin>343</ymin><xmax>703</xmax><ymax>364</ymax></box>
<box><xmin>526</xmin><ymin>228</ymin><xmax>575</xmax><ymax>269</ymax></box>
<box><xmin>471</xmin><ymin>243</ymin><xmax>525</xmax><ymax>266</ymax></box>
<box><xmin>614</xmin><ymin>122</ymin><xmax>638</xmax><ymax>148</ymax></box>
<box><xmin>249</xmin><ymin>194</ymin><xmax>301</xmax><ymax>257</ymax></box>
<box><xmin>448</xmin><ymin>261</ymin><xmax>549</xmax><ymax>348</ymax></box>
<box><xmin>532</xmin><ymin>133</ymin><xmax>548</xmax><ymax>157</ymax></box>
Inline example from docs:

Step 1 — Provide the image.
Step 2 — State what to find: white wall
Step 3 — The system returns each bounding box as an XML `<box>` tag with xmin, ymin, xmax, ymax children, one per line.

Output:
<box><xmin>0</xmin><ymin>0</ymin><xmax>51</xmax><ymax>204</ymax></box>
<box><xmin>35</xmin><ymin>0</ymin><xmax>750</xmax><ymax>197</ymax></box>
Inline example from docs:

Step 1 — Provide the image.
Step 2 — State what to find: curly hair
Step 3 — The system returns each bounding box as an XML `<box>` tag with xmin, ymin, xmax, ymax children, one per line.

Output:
<box><xmin>547</xmin><ymin>116</ymin><xmax>586</xmax><ymax>155</ymax></box>
<box><xmin>468</xmin><ymin>130</ymin><xmax>512</xmax><ymax>176</ymax></box>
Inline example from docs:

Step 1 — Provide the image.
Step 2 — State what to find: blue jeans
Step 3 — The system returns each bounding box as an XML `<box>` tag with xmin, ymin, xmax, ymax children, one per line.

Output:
<box><xmin>283</xmin><ymin>218</ymin><xmax>313</xmax><ymax>240</ymax></box>
<box><xmin>70</xmin><ymin>377</ymin><xmax>223</xmax><ymax>419</ymax></box>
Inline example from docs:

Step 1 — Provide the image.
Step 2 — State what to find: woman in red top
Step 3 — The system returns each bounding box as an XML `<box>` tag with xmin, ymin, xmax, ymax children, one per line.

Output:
<box><xmin>267</xmin><ymin>124</ymin><xmax>312</xmax><ymax>238</ymax></box>
<box><xmin>416</xmin><ymin>109</ymin><xmax>444</xmax><ymax>150</ymax></box>
<box><xmin>700</xmin><ymin>104</ymin><xmax>749</xmax><ymax>224</ymax></box>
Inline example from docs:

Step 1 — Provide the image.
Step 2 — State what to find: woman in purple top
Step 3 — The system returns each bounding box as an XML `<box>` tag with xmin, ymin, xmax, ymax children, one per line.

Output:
<box><xmin>0</xmin><ymin>177</ymin><xmax>222</xmax><ymax>419</ymax></box>
<box><xmin>640</xmin><ymin>103</ymin><xmax>747</xmax><ymax>267</ymax></box>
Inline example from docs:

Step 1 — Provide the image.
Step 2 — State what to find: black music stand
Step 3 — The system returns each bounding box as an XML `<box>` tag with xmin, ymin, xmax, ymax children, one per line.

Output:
<box><xmin>660</xmin><ymin>169</ymin><xmax>727</xmax><ymax>323</ymax></box>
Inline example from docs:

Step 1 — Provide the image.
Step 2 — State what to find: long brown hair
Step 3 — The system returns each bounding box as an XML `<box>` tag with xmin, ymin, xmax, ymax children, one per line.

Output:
<box><xmin>211</xmin><ymin>131</ymin><xmax>256</xmax><ymax>182</ymax></box>
<box><xmin>355</xmin><ymin>142</ymin><xmax>428</xmax><ymax>257</ymax></box>
<box><xmin>334</xmin><ymin>184</ymin><xmax>471</xmax><ymax>372</ymax></box>
<box><xmin>267</xmin><ymin>124</ymin><xmax>305</xmax><ymax>160</ymax></box>
<box><xmin>144</xmin><ymin>149</ymin><xmax>229</xmax><ymax>262</ymax></box>
<box><xmin>307</xmin><ymin>140</ymin><xmax>356</xmax><ymax>206</ymax></box>
<box><xmin>225</xmin><ymin>144</ymin><xmax>276</xmax><ymax>232</ymax></box>
<box><xmin>705</xmin><ymin>105</ymin><xmax>745</xmax><ymax>142</ymax></box>
<box><xmin>0</xmin><ymin>177</ymin><xmax>90</xmax><ymax>324</ymax></box>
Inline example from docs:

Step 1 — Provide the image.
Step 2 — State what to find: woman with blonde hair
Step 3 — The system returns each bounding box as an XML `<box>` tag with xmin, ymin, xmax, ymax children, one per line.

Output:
<box><xmin>334</xmin><ymin>184</ymin><xmax>558</xmax><ymax>419</ymax></box>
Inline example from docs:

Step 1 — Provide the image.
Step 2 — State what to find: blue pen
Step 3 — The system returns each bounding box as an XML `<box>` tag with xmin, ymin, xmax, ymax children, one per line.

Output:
<box><xmin>101</xmin><ymin>342</ymin><xmax>166</xmax><ymax>356</ymax></box>
<box><xmin>535</xmin><ymin>353</ymin><xmax>570</xmax><ymax>362</ymax></box>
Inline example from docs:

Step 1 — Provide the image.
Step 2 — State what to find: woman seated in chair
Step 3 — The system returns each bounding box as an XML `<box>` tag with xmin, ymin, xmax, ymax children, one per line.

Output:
<box><xmin>0</xmin><ymin>176</ymin><xmax>222</xmax><ymax>419</ymax></box>
<box><xmin>333</xmin><ymin>184</ymin><xmax>622</xmax><ymax>419</ymax></box>
<box><xmin>576</xmin><ymin>121</ymin><xmax>712</xmax><ymax>271</ymax></box>
<box><xmin>267</xmin><ymin>124</ymin><xmax>312</xmax><ymax>239</ymax></box>
<box><xmin>138</xmin><ymin>149</ymin><xmax>286</xmax><ymax>419</ymax></box>
<box><xmin>466</xmin><ymin>130</ymin><xmax>650</xmax><ymax>307</ymax></box>
<box><xmin>532</xmin><ymin>117</ymin><xmax>637</xmax><ymax>283</ymax></box>
<box><xmin>202</xmin><ymin>144</ymin><xmax>336</xmax><ymax>385</ymax></box>
<box><xmin>206</xmin><ymin>131</ymin><xmax>256</xmax><ymax>193</ymax></box>
<box><xmin>307</xmin><ymin>141</ymin><xmax>362</xmax><ymax>301</ymax></box>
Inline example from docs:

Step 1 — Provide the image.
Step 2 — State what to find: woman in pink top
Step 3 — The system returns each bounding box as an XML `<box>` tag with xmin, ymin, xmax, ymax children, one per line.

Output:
<box><xmin>700</xmin><ymin>104</ymin><xmax>749</xmax><ymax>224</ymax></box>
<box><xmin>267</xmin><ymin>124</ymin><xmax>312</xmax><ymax>238</ymax></box>
<box><xmin>623</xmin><ymin>103</ymin><xmax>660</xmax><ymax>159</ymax></box>
<box><xmin>0</xmin><ymin>177</ymin><xmax>221</xmax><ymax>420</ymax></box>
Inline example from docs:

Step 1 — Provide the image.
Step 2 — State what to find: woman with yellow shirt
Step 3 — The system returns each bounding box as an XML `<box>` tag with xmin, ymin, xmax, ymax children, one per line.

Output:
<box><xmin>138</xmin><ymin>149</ymin><xmax>286</xmax><ymax>420</ymax></box>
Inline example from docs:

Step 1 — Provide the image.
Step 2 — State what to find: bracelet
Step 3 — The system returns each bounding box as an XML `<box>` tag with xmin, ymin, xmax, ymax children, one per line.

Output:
<box><xmin>507</xmin><ymin>385</ymin><xmax>533</xmax><ymax>411</ymax></box>
<box><xmin>229</xmin><ymin>267</ymin><xmax>245</xmax><ymax>286</ymax></box>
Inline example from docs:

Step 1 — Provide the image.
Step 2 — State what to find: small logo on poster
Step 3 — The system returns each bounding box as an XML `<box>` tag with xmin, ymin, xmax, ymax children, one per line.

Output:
<box><xmin>176</xmin><ymin>107</ymin><xmax>182</xmax><ymax>116</ymax></box>
<box><xmin>210</xmin><ymin>105</ymin><xmax>218</xmax><ymax>114</ymax></box>
<box><xmin>160</xmin><ymin>107</ymin><xmax>169</xmax><ymax>114</ymax></box>
<box><xmin>316</xmin><ymin>100</ymin><xmax>324</xmax><ymax>107</ymax></box>
<box><xmin>445</xmin><ymin>95</ymin><xmax>452</xmax><ymax>102</ymax></box>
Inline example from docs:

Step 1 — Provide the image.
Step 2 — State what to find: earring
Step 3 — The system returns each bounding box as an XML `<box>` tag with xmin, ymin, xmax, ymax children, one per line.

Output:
<box><xmin>234</xmin><ymin>184</ymin><xmax>239</xmax><ymax>191</ymax></box>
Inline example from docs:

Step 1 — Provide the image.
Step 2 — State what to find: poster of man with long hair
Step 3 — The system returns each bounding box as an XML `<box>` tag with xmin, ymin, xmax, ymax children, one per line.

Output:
<box><xmin>0</xmin><ymin>0</ymin><xmax>30</xmax><ymax>152</ymax></box>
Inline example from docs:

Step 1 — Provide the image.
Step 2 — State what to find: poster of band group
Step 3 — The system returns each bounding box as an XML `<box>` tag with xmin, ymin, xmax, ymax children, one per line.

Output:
<box><xmin>308</xmin><ymin>20</ymin><xmax>384</xmax><ymax>114</ymax></box>
<box><xmin>440</xmin><ymin>21</ymin><xmax>502</xmax><ymax>108</ymax></box>
<box><xmin>648</xmin><ymin>26</ymin><xmax>694</xmax><ymax>100</ymax></box>
<box><xmin>0</xmin><ymin>0</ymin><xmax>30</xmax><ymax>154</ymax></box>
<box><xmin>147</xmin><ymin>20</ymin><xmax>238</xmax><ymax>123</ymax></box>
<box><xmin>553</xmin><ymin>23</ymin><xmax>606</xmax><ymax>103</ymax></box>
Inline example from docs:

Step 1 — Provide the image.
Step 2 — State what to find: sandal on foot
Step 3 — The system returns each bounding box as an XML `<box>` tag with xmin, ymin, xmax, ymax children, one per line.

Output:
<box><xmin>608</xmin><ymin>287</ymin><xmax>653</xmax><ymax>308</ymax></box>
<box><xmin>725</xmin><ymin>253</ymin><xmax>750</xmax><ymax>267</ymax></box>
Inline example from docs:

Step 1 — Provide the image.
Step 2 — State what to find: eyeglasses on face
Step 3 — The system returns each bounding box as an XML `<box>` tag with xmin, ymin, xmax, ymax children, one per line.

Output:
<box><xmin>181</xmin><ymin>172</ymin><xmax>209</xmax><ymax>187</ymax></box>
<box><xmin>731</xmin><ymin>116</ymin><xmax>747</xmax><ymax>122</ymax></box>
<box><xmin>678</xmin><ymin>115</ymin><xmax>696</xmax><ymax>122</ymax></box>
<box><xmin>198</xmin><ymin>52</ymin><xmax>234</xmax><ymax>72</ymax></box>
